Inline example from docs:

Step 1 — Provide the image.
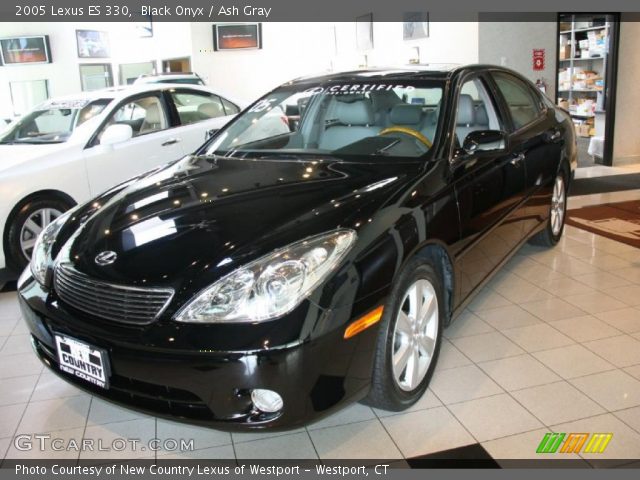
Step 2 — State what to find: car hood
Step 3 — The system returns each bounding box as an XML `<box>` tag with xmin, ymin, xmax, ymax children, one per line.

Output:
<box><xmin>58</xmin><ymin>154</ymin><xmax>423</xmax><ymax>301</ymax></box>
<box><xmin>0</xmin><ymin>143</ymin><xmax>72</xmax><ymax>173</ymax></box>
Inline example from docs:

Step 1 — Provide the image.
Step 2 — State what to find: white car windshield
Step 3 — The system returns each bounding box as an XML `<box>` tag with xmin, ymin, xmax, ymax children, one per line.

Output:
<box><xmin>0</xmin><ymin>99</ymin><xmax>110</xmax><ymax>145</ymax></box>
<box><xmin>205</xmin><ymin>80</ymin><xmax>444</xmax><ymax>159</ymax></box>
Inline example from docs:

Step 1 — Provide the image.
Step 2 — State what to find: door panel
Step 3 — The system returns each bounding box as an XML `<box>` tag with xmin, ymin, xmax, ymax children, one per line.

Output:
<box><xmin>83</xmin><ymin>130</ymin><xmax>184</xmax><ymax>195</ymax></box>
<box><xmin>449</xmin><ymin>75</ymin><xmax>527</xmax><ymax>305</ymax></box>
<box><xmin>83</xmin><ymin>93</ymin><xmax>183</xmax><ymax>196</ymax></box>
<box><xmin>174</xmin><ymin>115</ymin><xmax>235</xmax><ymax>154</ymax></box>
<box><xmin>491</xmin><ymin>72</ymin><xmax>563</xmax><ymax>235</ymax></box>
<box><xmin>453</xmin><ymin>152</ymin><xmax>526</xmax><ymax>303</ymax></box>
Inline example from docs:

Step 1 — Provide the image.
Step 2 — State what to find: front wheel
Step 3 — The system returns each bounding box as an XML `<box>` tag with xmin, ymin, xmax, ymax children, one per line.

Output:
<box><xmin>529</xmin><ymin>169</ymin><xmax>568</xmax><ymax>247</ymax></box>
<box><xmin>363</xmin><ymin>259</ymin><xmax>444</xmax><ymax>411</ymax></box>
<box><xmin>5</xmin><ymin>196</ymin><xmax>73</xmax><ymax>271</ymax></box>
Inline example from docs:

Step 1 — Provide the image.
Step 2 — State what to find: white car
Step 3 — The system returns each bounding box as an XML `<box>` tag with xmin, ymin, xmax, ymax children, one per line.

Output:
<box><xmin>0</xmin><ymin>83</ymin><xmax>243</xmax><ymax>276</ymax></box>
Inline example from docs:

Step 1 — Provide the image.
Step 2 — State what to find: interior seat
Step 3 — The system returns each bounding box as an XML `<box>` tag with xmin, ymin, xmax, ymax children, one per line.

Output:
<box><xmin>387</xmin><ymin>104</ymin><xmax>424</xmax><ymax>130</ymax></box>
<box><xmin>455</xmin><ymin>94</ymin><xmax>476</xmax><ymax>144</ymax></box>
<box><xmin>139</xmin><ymin>103</ymin><xmax>165</xmax><ymax>134</ymax></box>
<box><xmin>198</xmin><ymin>102</ymin><xmax>225</xmax><ymax>119</ymax></box>
<box><xmin>371</xmin><ymin>90</ymin><xmax>404</xmax><ymax>126</ymax></box>
<box><xmin>475</xmin><ymin>104</ymin><xmax>489</xmax><ymax>130</ymax></box>
<box><xmin>318</xmin><ymin>100</ymin><xmax>380</xmax><ymax>150</ymax></box>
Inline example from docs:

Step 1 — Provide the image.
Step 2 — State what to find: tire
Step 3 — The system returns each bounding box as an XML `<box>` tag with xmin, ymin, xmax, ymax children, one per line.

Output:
<box><xmin>529</xmin><ymin>167</ymin><xmax>568</xmax><ymax>248</ymax></box>
<box><xmin>363</xmin><ymin>258</ymin><xmax>444</xmax><ymax>411</ymax></box>
<box><xmin>5</xmin><ymin>196</ymin><xmax>73</xmax><ymax>272</ymax></box>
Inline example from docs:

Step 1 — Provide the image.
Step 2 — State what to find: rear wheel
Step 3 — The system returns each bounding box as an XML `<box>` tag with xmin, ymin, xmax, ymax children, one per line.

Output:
<box><xmin>529</xmin><ymin>169</ymin><xmax>567</xmax><ymax>247</ymax></box>
<box><xmin>363</xmin><ymin>259</ymin><xmax>444</xmax><ymax>411</ymax></box>
<box><xmin>5</xmin><ymin>196</ymin><xmax>73</xmax><ymax>271</ymax></box>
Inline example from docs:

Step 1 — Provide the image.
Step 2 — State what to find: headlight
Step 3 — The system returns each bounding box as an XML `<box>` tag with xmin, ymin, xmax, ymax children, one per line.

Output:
<box><xmin>30</xmin><ymin>207</ymin><xmax>77</xmax><ymax>285</ymax></box>
<box><xmin>175</xmin><ymin>229</ymin><xmax>356</xmax><ymax>323</ymax></box>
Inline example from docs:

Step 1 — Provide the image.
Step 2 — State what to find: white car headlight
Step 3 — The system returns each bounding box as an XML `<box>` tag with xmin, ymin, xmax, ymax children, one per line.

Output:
<box><xmin>30</xmin><ymin>207</ymin><xmax>77</xmax><ymax>285</ymax></box>
<box><xmin>175</xmin><ymin>229</ymin><xmax>356</xmax><ymax>323</ymax></box>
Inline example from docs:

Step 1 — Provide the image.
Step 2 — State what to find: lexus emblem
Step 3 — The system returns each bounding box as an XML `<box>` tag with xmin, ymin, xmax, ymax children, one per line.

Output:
<box><xmin>95</xmin><ymin>251</ymin><xmax>117</xmax><ymax>266</ymax></box>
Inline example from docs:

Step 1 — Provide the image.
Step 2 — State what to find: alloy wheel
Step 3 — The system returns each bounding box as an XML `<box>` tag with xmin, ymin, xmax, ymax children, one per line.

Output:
<box><xmin>19</xmin><ymin>208</ymin><xmax>62</xmax><ymax>260</ymax></box>
<box><xmin>392</xmin><ymin>279</ymin><xmax>439</xmax><ymax>391</ymax></box>
<box><xmin>550</xmin><ymin>174</ymin><xmax>566</xmax><ymax>236</ymax></box>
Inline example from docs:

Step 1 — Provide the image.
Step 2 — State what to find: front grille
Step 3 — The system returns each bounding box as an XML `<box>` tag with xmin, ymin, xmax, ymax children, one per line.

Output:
<box><xmin>54</xmin><ymin>263</ymin><xmax>174</xmax><ymax>325</ymax></box>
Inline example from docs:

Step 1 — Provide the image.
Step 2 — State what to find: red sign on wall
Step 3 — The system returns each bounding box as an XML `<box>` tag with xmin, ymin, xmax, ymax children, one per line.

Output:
<box><xmin>533</xmin><ymin>49</ymin><xmax>545</xmax><ymax>71</ymax></box>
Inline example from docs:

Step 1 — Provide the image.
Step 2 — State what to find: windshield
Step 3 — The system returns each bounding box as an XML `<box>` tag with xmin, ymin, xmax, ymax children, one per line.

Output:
<box><xmin>205</xmin><ymin>79</ymin><xmax>444</xmax><ymax>159</ymax></box>
<box><xmin>0</xmin><ymin>98</ymin><xmax>110</xmax><ymax>144</ymax></box>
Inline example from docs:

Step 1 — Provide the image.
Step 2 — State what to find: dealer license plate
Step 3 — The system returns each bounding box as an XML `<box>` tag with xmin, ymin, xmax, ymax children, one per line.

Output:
<box><xmin>55</xmin><ymin>334</ymin><xmax>110</xmax><ymax>389</ymax></box>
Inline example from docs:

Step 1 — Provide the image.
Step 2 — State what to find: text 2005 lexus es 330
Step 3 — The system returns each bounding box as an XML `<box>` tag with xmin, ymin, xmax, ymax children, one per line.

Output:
<box><xmin>18</xmin><ymin>66</ymin><xmax>576</xmax><ymax>430</ymax></box>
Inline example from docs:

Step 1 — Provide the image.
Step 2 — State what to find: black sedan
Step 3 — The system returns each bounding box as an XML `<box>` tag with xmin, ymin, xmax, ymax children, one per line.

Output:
<box><xmin>17</xmin><ymin>65</ymin><xmax>576</xmax><ymax>430</ymax></box>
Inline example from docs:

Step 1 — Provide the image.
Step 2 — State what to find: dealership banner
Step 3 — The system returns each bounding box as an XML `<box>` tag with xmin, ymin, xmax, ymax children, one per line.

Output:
<box><xmin>1</xmin><ymin>0</ymin><xmax>640</xmax><ymax>22</ymax></box>
<box><xmin>3</xmin><ymin>461</ymin><xmax>640</xmax><ymax>479</ymax></box>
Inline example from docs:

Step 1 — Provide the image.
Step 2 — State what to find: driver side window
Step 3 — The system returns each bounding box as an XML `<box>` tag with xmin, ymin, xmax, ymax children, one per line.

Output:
<box><xmin>99</xmin><ymin>95</ymin><xmax>168</xmax><ymax>142</ymax></box>
<box><xmin>456</xmin><ymin>77</ymin><xmax>502</xmax><ymax>146</ymax></box>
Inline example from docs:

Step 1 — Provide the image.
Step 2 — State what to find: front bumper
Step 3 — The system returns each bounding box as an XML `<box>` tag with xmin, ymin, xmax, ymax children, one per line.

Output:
<box><xmin>18</xmin><ymin>274</ymin><xmax>386</xmax><ymax>430</ymax></box>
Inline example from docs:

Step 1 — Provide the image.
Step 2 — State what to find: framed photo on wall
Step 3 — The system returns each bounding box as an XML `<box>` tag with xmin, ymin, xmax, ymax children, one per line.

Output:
<box><xmin>403</xmin><ymin>12</ymin><xmax>430</xmax><ymax>40</ymax></box>
<box><xmin>356</xmin><ymin>13</ymin><xmax>374</xmax><ymax>51</ymax></box>
<box><xmin>76</xmin><ymin>30</ymin><xmax>110</xmax><ymax>58</ymax></box>
<box><xmin>0</xmin><ymin>36</ymin><xmax>52</xmax><ymax>65</ymax></box>
<box><xmin>213</xmin><ymin>24</ymin><xmax>262</xmax><ymax>51</ymax></box>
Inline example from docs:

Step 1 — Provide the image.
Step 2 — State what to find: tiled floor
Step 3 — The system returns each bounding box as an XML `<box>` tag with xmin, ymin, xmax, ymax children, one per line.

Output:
<box><xmin>0</xmin><ymin>225</ymin><xmax>639</xmax><ymax>464</ymax></box>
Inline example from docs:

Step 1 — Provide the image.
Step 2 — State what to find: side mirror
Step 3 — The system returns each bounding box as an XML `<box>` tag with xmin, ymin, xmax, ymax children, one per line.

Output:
<box><xmin>100</xmin><ymin>124</ymin><xmax>133</xmax><ymax>146</ymax></box>
<box><xmin>462</xmin><ymin>130</ymin><xmax>507</xmax><ymax>155</ymax></box>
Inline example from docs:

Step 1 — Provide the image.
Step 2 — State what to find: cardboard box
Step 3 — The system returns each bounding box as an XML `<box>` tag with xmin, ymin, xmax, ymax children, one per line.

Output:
<box><xmin>558</xmin><ymin>100</ymin><xmax>570</xmax><ymax>110</ymax></box>
<box><xmin>576</xmin><ymin>123</ymin><xmax>591</xmax><ymax>137</ymax></box>
<box><xmin>559</xmin><ymin>45</ymin><xmax>571</xmax><ymax>60</ymax></box>
<box><xmin>578</xmin><ymin>125</ymin><xmax>590</xmax><ymax>137</ymax></box>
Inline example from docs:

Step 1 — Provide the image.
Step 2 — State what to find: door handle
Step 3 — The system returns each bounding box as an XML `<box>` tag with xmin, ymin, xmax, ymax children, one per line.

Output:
<box><xmin>161</xmin><ymin>138</ymin><xmax>180</xmax><ymax>147</ymax></box>
<box><xmin>510</xmin><ymin>153</ymin><xmax>525</xmax><ymax>166</ymax></box>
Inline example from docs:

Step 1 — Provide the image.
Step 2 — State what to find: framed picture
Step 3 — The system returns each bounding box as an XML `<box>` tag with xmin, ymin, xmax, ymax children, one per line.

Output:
<box><xmin>213</xmin><ymin>24</ymin><xmax>262</xmax><ymax>51</ymax></box>
<box><xmin>76</xmin><ymin>30</ymin><xmax>110</xmax><ymax>58</ymax></box>
<box><xmin>0</xmin><ymin>36</ymin><xmax>51</xmax><ymax>65</ymax></box>
<box><xmin>403</xmin><ymin>12</ymin><xmax>430</xmax><ymax>41</ymax></box>
<box><xmin>356</xmin><ymin>13</ymin><xmax>374</xmax><ymax>51</ymax></box>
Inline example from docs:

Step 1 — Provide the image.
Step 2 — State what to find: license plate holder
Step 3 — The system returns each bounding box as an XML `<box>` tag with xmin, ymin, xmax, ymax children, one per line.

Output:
<box><xmin>54</xmin><ymin>334</ymin><xmax>110</xmax><ymax>389</ymax></box>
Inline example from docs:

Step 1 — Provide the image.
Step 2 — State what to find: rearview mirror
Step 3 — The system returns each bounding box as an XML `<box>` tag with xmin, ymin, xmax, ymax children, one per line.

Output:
<box><xmin>100</xmin><ymin>124</ymin><xmax>133</xmax><ymax>146</ymax></box>
<box><xmin>463</xmin><ymin>130</ymin><xmax>507</xmax><ymax>155</ymax></box>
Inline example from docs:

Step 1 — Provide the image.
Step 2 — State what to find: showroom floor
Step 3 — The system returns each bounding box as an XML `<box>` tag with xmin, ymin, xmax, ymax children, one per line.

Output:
<box><xmin>1</xmin><ymin>219</ymin><xmax>640</xmax><ymax>464</ymax></box>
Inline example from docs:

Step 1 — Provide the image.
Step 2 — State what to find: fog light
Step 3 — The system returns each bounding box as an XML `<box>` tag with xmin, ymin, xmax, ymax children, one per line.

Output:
<box><xmin>251</xmin><ymin>389</ymin><xmax>283</xmax><ymax>413</ymax></box>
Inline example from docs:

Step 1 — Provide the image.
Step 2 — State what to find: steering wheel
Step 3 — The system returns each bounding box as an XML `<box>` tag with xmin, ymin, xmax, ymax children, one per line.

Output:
<box><xmin>378</xmin><ymin>126</ymin><xmax>433</xmax><ymax>148</ymax></box>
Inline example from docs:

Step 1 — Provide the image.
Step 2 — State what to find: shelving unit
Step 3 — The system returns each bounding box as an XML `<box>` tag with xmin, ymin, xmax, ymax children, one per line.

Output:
<box><xmin>556</xmin><ymin>13</ymin><xmax>619</xmax><ymax>166</ymax></box>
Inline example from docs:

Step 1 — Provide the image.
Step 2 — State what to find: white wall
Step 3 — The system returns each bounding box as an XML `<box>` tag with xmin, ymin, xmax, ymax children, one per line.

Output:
<box><xmin>0</xmin><ymin>22</ymin><xmax>193</xmax><ymax>118</ymax></box>
<box><xmin>0</xmin><ymin>23</ymin><xmax>82</xmax><ymax>118</ymax></box>
<box><xmin>612</xmin><ymin>20</ymin><xmax>640</xmax><ymax>165</ymax></box>
<box><xmin>331</xmin><ymin>22</ymin><xmax>478</xmax><ymax>72</ymax></box>
<box><xmin>190</xmin><ymin>22</ymin><xmax>478</xmax><ymax>103</ymax></box>
<box><xmin>189</xmin><ymin>22</ymin><xmax>336</xmax><ymax>102</ymax></box>
<box><xmin>478</xmin><ymin>22</ymin><xmax>557</xmax><ymax>98</ymax></box>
